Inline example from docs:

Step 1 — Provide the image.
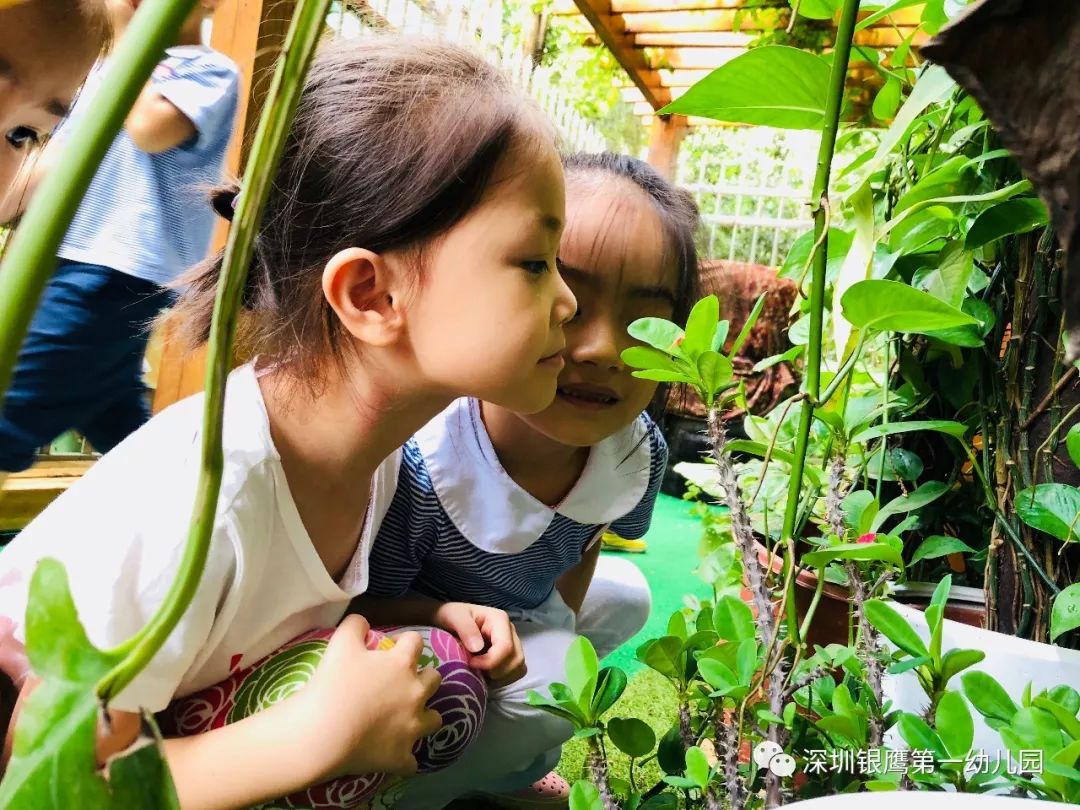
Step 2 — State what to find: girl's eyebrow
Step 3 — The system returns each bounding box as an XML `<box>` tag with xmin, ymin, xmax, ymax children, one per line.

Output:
<box><xmin>0</xmin><ymin>58</ymin><xmax>68</xmax><ymax>118</ymax></box>
<box><xmin>629</xmin><ymin>284</ymin><xmax>677</xmax><ymax>305</ymax></box>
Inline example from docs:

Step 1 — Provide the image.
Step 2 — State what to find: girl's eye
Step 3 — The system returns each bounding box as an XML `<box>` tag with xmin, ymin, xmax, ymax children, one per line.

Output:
<box><xmin>5</xmin><ymin>127</ymin><xmax>40</xmax><ymax>149</ymax></box>
<box><xmin>521</xmin><ymin>259</ymin><xmax>550</xmax><ymax>276</ymax></box>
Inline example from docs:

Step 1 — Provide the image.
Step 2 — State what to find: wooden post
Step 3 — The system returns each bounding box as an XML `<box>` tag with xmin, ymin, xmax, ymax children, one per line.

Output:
<box><xmin>152</xmin><ymin>0</ymin><xmax>296</xmax><ymax>412</ymax></box>
<box><xmin>647</xmin><ymin>114</ymin><xmax>688</xmax><ymax>181</ymax></box>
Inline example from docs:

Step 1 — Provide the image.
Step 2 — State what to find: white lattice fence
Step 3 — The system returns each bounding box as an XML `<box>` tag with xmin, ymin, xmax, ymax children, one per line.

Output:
<box><xmin>677</xmin><ymin>127</ymin><xmax>817</xmax><ymax>268</ymax></box>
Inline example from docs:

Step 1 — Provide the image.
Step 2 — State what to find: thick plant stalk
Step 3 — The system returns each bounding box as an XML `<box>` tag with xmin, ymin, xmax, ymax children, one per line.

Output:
<box><xmin>97</xmin><ymin>0</ymin><xmax>332</xmax><ymax>700</ymax></box>
<box><xmin>715</xmin><ymin>711</ymin><xmax>745</xmax><ymax>810</ymax></box>
<box><xmin>778</xmin><ymin>0</ymin><xmax>863</xmax><ymax>648</ymax></box>
<box><xmin>679</xmin><ymin>700</ymin><xmax>695</xmax><ymax>752</ymax></box>
<box><xmin>587</xmin><ymin>737</ymin><xmax>619</xmax><ymax>810</ymax></box>
<box><xmin>0</xmin><ymin>0</ymin><xmax>197</xmax><ymax>400</ymax></box>
<box><xmin>706</xmin><ymin>408</ymin><xmax>787</xmax><ymax>806</ymax></box>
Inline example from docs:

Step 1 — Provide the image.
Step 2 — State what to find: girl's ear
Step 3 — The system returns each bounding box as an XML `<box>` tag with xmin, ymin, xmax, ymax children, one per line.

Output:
<box><xmin>322</xmin><ymin>247</ymin><xmax>406</xmax><ymax>348</ymax></box>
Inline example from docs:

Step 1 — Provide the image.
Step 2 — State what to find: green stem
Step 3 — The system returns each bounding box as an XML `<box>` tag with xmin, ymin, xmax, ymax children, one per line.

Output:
<box><xmin>0</xmin><ymin>0</ymin><xmax>197</xmax><ymax>400</ymax></box>
<box><xmin>98</xmin><ymin>0</ymin><xmax>332</xmax><ymax>700</ymax></box>
<box><xmin>875</xmin><ymin>336</ymin><xmax>890</xmax><ymax>503</ymax></box>
<box><xmin>780</xmin><ymin>0</ymin><xmax>862</xmax><ymax>648</ymax></box>
<box><xmin>818</xmin><ymin>329</ymin><xmax>867</xmax><ymax>405</ymax></box>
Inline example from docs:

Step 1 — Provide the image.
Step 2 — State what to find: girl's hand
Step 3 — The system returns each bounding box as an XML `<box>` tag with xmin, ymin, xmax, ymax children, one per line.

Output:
<box><xmin>298</xmin><ymin>614</ymin><xmax>443</xmax><ymax>780</ymax></box>
<box><xmin>431</xmin><ymin>602</ymin><xmax>526</xmax><ymax>686</ymax></box>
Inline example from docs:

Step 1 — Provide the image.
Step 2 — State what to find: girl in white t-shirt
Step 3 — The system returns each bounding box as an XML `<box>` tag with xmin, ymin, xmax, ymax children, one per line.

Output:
<box><xmin>358</xmin><ymin>153</ymin><xmax>702</xmax><ymax>808</ymax></box>
<box><xmin>0</xmin><ymin>37</ymin><xmax>575</xmax><ymax>810</ymax></box>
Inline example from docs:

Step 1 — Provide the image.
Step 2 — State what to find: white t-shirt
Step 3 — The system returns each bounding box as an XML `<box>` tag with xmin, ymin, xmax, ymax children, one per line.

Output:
<box><xmin>0</xmin><ymin>364</ymin><xmax>400</xmax><ymax>712</ymax></box>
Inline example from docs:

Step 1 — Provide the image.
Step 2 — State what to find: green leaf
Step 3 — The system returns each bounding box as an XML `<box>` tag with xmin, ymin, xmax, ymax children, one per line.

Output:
<box><xmin>965</xmin><ymin>198</ymin><xmax>1049</xmax><ymax>250</ymax></box>
<box><xmin>898</xmin><ymin>712</ymin><xmax>949</xmax><ymax>758</ymax></box>
<box><xmin>566</xmin><ymin>636</ymin><xmax>600</xmax><ymax>715</ymax></box>
<box><xmin>850</xmin><ymin>419</ymin><xmax>968</xmax><ymax>445</ymax></box>
<box><xmin>728</xmin><ymin>294</ymin><xmax>767</xmax><ymax>359</ymax></box>
<box><xmin>711</xmin><ymin>321</ymin><xmax>731</xmax><ymax>354</ymax></box>
<box><xmin>872</xmin><ymin>76</ymin><xmax>902</xmax><ymax>121</ymax></box>
<box><xmin>871</xmin><ymin>481</ymin><xmax>949</xmax><ymax>532</ymax></box>
<box><xmin>590</xmin><ymin>666</ymin><xmax>628</xmax><ymax>720</ymax></box>
<box><xmin>854</xmin><ymin>0</ymin><xmax>927</xmax><ymax>30</ymax></box>
<box><xmin>657</xmin><ymin>723</ymin><xmax>686</xmax><ymax>775</ymax></box>
<box><xmin>621</xmin><ymin>346</ymin><xmax>682</xmax><ymax>373</ymax></box>
<box><xmin>685</xmin><ymin>746</ymin><xmax>711</xmax><ymax>789</ymax></box>
<box><xmin>865</xmin><ymin>599</ymin><xmax>930</xmax><ymax>658</ymax></box>
<box><xmin>843</xmin><ymin>489</ymin><xmax>879</xmax><ymax>535</ymax></box>
<box><xmin>713</xmin><ymin>595</ymin><xmax>755</xmax><ymax>642</ymax></box>
<box><xmin>914</xmin><ymin>242</ymin><xmax>973</xmax><ymax>309</ymax></box>
<box><xmin>910</xmin><ymin>535</ymin><xmax>977</xmax><ymax>566</ymax></box>
<box><xmin>940</xmin><ymin>649</ymin><xmax>986</xmax><ymax>685</ymax></box>
<box><xmin>779</xmin><ymin>227</ymin><xmax>853</xmax><ymax>284</ymax></box>
<box><xmin>627</xmin><ymin>318</ymin><xmax>684</xmax><ymax>352</ymax></box>
<box><xmin>629</xmin><ymin>369</ymin><xmax>699</xmax><ymax>385</ymax></box>
<box><xmin>1052</xmin><ymin>583</ymin><xmax>1080</xmax><ymax>641</ymax></box>
<box><xmin>607</xmin><ymin>717</ymin><xmax>656</xmax><ymax>758</ymax></box>
<box><xmin>724</xmin><ymin>439</ymin><xmax>826</xmax><ymax>488</ymax></box>
<box><xmin>683</xmin><ymin>295</ymin><xmax>720</xmax><ymax>358</ymax></box>
<box><xmin>698</xmin><ymin>659</ymin><xmax>739</xmax><ymax>694</ymax></box>
<box><xmin>667</xmin><ymin>611</ymin><xmax>689</xmax><ymax>642</ymax></box>
<box><xmin>526</xmin><ymin>689</ymin><xmax>586</xmax><ymax>726</ymax></box>
<box><xmin>0</xmin><ymin>559</ymin><xmax>179</xmax><ymax>809</ymax></box>
<box><xmin>640</xmin><ymin>795</ymin><xmax>678</xmax><ymax>810</ymax></box>
<box><xmin>735</xmin><ymin>638</ymin><xmax>759</xmax><ymax>685</ymax></box>
<box><xmin>937</xmin><ymin>691</ymin><xmax>975</xmax><ymax>757</ymax></box>
<box><xmin>801</xmin><ymin>542</ymin><xmax>904</xmax><ymax>569</ymax></box>
<box><xmin>659</xmin><ymin>46</ymin><xmax>831</xmax><ymax>129</ymax></box>
<box><xmin>962</xmin><ymin>671</ymin><xmax>1019</xmax><ymax>724</ymax></box>
<box><xmin>639</xmin><ymin>636</ymin><xmax>684</xmax><ymax>681</ymax></box>
<box><xmin>1067</xmin><ymin>424</ymin><xmax>1080</xmax><ymax>471</ymax></box>
<box><xmin>1015</xmin><ymin>484</ymin><xmax>1080</xmax><ymax>542</ymax></box>
<box><xmin>753</xmin><ymin>345</ymin><xmax>804</xmax><ymax>373</ymax></box>
<box><xmin>1033</xmin><ymin>697</ymin><xmax>1080</xmax><ymax>742</ymax></box>
<box><xmin>792</xmin><ymin>0</ymin><xmax>840</xmax><ymax>19</ymax></box>
<box><xmin>841</xmin><ymin>280</ymin><xmax>978</xmax><ymax>334</ymax></box>
<box><xmin>569</xmin><ymin>780</ymin><xmax>603</xmax><ymax>810</ymax></box>
<box><xmin>697</xmin><ymin>351</ymin><xmax>734</xmax><ymax>402</ymax></box>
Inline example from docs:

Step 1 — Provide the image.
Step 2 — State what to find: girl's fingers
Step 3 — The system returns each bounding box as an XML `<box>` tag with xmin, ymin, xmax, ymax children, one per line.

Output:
<box><xmin>336</xmin><ymin>613</ymin><xmax>371</xmax><ymax>643</ymax></box>
<box><xmin>417</xmin><ymin>665</ymin><xmax>442</xmax><ymax>699</ymax></box>
<box><xmin>391</xmin><ymin>631</ymin><xmax>424</xmax><ymax>665</ymax></box>
<box><xmin>420</xmin><ymin>708</ymin><xmax>443</xmax><ymax>737</ymax></box>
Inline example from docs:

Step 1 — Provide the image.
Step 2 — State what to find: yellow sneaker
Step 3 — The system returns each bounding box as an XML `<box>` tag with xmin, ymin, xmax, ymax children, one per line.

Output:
<box><xmin>601</xmin><ymin>531</ymin><xmax>647</xmax><ymax>553</ymax></box>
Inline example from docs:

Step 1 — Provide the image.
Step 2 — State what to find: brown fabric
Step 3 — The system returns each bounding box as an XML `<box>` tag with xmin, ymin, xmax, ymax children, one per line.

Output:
<box><xmin>922</xmin><ymin>0</ymin><xmax>1080</xmax><ymax>361</ymax></box>
<box><xmin>670</xmin><ymin>261</ymin><xmax>800</xmax><ymax>418</ymax></box>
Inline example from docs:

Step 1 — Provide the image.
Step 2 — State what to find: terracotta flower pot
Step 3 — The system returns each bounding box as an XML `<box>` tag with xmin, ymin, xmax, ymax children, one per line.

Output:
<box><xmin>740</xmin><ymin>541</ymin><xmax>985</xmax><ymax>649</ymax></box>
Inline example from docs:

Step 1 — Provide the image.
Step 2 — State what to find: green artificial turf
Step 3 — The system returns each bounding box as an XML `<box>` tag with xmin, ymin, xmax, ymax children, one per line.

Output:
<box><xmin>599</xmin><ymin>493</ymin><xmax>713</xmax><ymax>674</ymax></box>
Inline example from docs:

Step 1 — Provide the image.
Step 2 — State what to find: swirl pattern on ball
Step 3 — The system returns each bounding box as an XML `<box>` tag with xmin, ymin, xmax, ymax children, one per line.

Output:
<box><xmin>161</xmin><ymin>625</ymin><xmax>487</xmax><ymax>809</ymax></box>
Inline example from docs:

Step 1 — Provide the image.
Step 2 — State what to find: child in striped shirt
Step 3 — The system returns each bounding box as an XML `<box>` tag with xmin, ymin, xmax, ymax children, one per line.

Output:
<box><xmin>359</xmin><ymin>152</ymin><xmax>701</xmax><ymax>808</ymax></box>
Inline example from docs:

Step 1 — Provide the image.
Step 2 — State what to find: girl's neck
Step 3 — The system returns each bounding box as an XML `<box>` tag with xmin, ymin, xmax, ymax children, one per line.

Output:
<box><xmin>261</xmin><ymin>365</ymin><xmax>450</xmax><ymax>578</ymax></box>
<box><xmin>480</xmin><ymin>401</ymin><xmax>590</xmax><ymax>507</ymax></box>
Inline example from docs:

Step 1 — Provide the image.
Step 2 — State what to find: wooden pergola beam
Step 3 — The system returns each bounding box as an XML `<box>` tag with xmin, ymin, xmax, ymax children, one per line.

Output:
<box><xmin>620</xmin><ymin>6</ymin><xmax>921</xmax><ymax>33</ymax></box>
<box><xmin>572</xmin><ymin>0</ymin><xmax>670</xmax><ymax>111</ymax></box>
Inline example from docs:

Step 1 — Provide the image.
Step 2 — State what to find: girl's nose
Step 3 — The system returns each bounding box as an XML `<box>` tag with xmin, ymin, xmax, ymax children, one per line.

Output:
<box><xmin>552</xmin><ymin>271</ymin><xmax>577</xmax><ymax>326</ymax></box>
<box><xmin>572</xmin><ymin>318</ymin><xmax>623</xmax><ymax>371</ymax></box>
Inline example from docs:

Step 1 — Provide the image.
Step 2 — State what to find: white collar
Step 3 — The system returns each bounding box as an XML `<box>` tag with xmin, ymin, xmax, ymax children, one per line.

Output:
<box><xmin>412</xmin><ymin>398</ymin><xmax>652</xmax><ymax>554</ymax></box>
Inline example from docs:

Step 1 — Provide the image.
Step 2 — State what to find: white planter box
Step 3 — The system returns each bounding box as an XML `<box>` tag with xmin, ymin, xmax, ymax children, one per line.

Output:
<box><xmin>882</xmin><ymin>603</ymin><xmax>1080</xmax><ymax>756</ymax></box>
<box><xmin>787</xmin><ymin>791</ymin><xmax>1052</xmax><ymax>809</ymax></box>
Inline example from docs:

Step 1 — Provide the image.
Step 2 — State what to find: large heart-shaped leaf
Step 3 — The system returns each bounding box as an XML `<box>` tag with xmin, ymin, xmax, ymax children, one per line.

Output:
<box><xmin>659</xmin><ymin>46</ymin><xmax>831</xmax><ymax>129</ymax></box>
<box><xmin>1052</xmin><ymin>583</ymin><xmax>1080</xmax><ymax>641</ymax></box>
<box><xmin>0</xmin><ymin>559</ymin><xmax>179</xmax><ymax>809</ymax></box>
<box><xmin>965</xmin><ymin>197</ymin><xmax>1049</xmax><ymax>250</ymax></box>
<box><xmin>1015</xmin><ymin>484</ymin><xmax>1080</xmax><ymax>542</ymax></box>
<box><xmin>607</xmin><ymin>717</ymin><xmax>656</xmax><ymax>759</ymax></box>
<box><xmin>841</xmin><ymin>279</ymin><xmax>978</xmax><ymax>334</ymax></box>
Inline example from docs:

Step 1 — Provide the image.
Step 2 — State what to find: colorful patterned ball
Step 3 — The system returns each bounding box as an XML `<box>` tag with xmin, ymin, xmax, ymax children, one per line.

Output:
<box><xmin>159</xmin><ymin>625</ymin><xmax>487</xmax><ymax>809</ymax></box>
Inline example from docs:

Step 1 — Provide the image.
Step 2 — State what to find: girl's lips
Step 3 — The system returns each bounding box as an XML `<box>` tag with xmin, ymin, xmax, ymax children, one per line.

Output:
<box><xmin>557</xmin><ymin>383</ymin><xmax>621</xmax><ymax>410</ymax></box>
